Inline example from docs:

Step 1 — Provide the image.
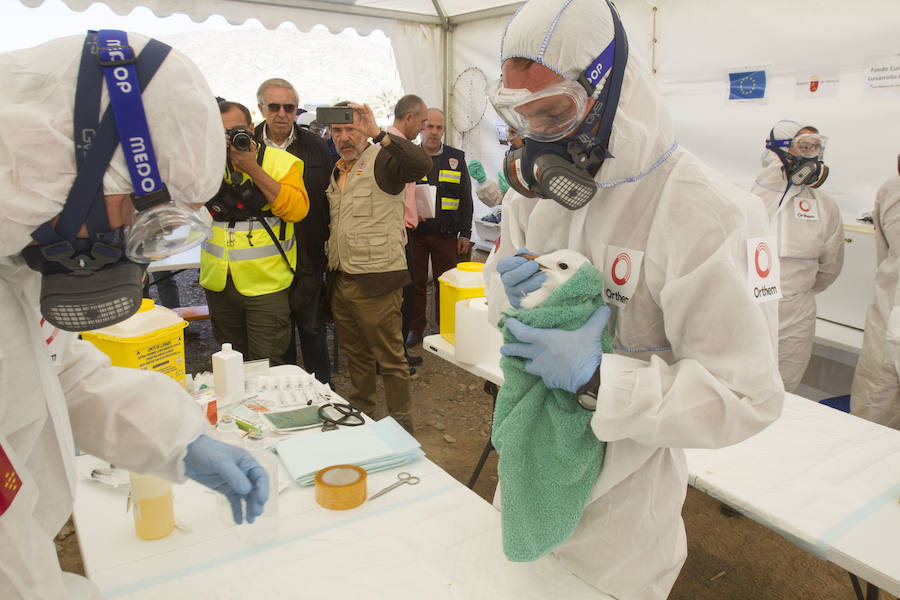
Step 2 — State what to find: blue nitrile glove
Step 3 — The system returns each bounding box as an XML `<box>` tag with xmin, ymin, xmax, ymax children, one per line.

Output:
<box><xmin>469</xmin><ymin>160</ymin><xmax>487</xmax><ymax>183</ymax></box>
<box><xmin>497</xmin><ymin>172</ymin><xmax>510</xmax><ymax>194</ymax></box>
<box><xmin>496</xmin><ymin>248</ymin><xmax>548</xmax><ymax>309</ymax></box>
<box><xmin>183</xmin><ymin>435</ymin><xmax>269</xmax><ymax>524</ymax></box>
<box><xmin>501</xmin><ymin>305</ymin><xmax>612</xmax><ymax>394</ymax></box>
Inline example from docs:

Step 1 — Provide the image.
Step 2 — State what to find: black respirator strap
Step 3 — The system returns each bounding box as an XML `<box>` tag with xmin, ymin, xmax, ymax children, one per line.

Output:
<box><xmin>31</xmin><ymin>35</ymin><xmax>172</xmax><ymax>249</ymax></box>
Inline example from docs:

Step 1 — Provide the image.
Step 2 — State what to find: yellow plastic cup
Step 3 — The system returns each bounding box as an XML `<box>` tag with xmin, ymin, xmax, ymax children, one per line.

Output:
<box><xmin>129</xmin><ymin>473</ymin><xmax>175</xmax><ymax>540</ymax></box>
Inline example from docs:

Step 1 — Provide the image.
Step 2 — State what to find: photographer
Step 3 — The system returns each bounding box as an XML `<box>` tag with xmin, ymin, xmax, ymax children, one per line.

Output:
<box><xmin>200</xmin><ymin>101</ymin><xmax>309</xmax><ymax>364</ymax></box>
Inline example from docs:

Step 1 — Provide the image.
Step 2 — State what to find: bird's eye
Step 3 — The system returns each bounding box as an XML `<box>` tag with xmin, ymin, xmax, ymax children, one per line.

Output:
<box><xmin>559</xmin><ymin>262</ymin><xmax>569</xmax><ymax>270</ymax></box>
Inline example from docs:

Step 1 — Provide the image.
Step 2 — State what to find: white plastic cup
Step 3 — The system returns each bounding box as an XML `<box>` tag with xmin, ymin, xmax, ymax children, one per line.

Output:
<box><xmin>216</xmin><ymin>445</ymin><xmax>279</xmax><ymax>544</ymax></box>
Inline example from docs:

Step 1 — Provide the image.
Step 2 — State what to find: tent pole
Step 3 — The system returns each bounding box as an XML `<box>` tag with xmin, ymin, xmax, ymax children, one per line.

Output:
<box><xmin>431</xmin><ymin>0</ymin><xmax>452</xmax><ymax>141</ymax></box>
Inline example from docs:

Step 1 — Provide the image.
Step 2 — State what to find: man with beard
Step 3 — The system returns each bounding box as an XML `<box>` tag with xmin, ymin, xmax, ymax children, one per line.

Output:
<box><xmin>325</xmin><ymin>102</ymin><xmax>431</xmax><ymax>433</ymax></box>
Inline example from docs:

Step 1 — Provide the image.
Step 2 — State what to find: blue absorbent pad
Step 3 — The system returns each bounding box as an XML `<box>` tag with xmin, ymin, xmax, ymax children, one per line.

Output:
<box><xmin>276</xmin><ymin>417</ymin><xmax>423</xmax><ymax>485</ymax></box>
<box><xmin>493</xmin><ymin>261</ymin><xmax>612</xmax><ymax>562</ymax></box>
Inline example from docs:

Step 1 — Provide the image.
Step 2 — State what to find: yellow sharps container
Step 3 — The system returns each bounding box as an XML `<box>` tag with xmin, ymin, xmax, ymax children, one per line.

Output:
<box><xmin>81</xmin><ymin>298</ymin><xmax>188</xmax><ymax>386</ymax></box>
<box><xmin>438</xmin><ymin>262</ymin><xmax>485</xmax><ymax>345</ymax></box>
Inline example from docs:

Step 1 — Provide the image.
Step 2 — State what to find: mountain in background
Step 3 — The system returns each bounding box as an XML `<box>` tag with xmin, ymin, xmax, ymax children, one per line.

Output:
<box><xmin>159</xmin><ymin>27</ymin><xmax>404</xmax><ymax>121</ymax></box>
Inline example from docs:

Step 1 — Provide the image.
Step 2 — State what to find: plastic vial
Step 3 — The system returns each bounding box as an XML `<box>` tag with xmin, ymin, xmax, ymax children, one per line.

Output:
<box><xmin>212</xmin><ymin>343</ymin><xmax>244</xmax><ymax>406</ymax></box>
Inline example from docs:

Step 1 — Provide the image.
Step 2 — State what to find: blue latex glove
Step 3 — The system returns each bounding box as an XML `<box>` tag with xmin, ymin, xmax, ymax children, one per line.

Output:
<box><xmin>497</xmin><ymin>171</ymin><xmax>510</xmax><ymax>194</ymax></box>
<box><xmin>496</xmin><ymin>248</ymin><xmax>547</xmax><ymax>309</ymax></box>
<box><xmin>468</xmin><ymin>159</ymin><xmax>487</xmax><ymax>183</ymax></box>
<box><xmin>183</xmin><ymin>435</ymin><xmax>269</xmax><ymax>524</ymax></box>
<box><xmin>501</xmin><ymin>305</ymin><xmax>611</xmax><ymax>394</ymax></box>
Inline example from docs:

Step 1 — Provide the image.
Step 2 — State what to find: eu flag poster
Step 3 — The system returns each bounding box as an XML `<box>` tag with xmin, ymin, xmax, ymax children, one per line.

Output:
<box><xmin>728</xmin><ymin>70</ymin><xmax>767</xmax><ymax>101</ymax></box>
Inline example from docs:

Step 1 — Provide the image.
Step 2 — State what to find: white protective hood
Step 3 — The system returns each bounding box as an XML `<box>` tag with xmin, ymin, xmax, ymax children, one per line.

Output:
<box><xmin>0</xmin><ymin>31</ymin><xmax>225</xmax><ymax>258</ymax></box>
<box><xmin>500</xmin><ymin>0</ymin><xmax>676</xmax><ymax>188</ymax></box>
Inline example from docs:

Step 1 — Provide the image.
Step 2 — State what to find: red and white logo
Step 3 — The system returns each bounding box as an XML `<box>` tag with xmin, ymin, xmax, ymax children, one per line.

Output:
<box><xmin>604</xmin><ymin>245</ymin><xmax>643</xmax><ymax>307</ymax></box>
<box><xmin>793</xmin><ymin>196</ymin><xmax>819</xmax><ymax>220</ymax></box>
<box><xmin>449</xmin><ymin>158</ymin><xmax>458</xmax><ymax>170</ymax></box>
<box><xmin>754</xmin><ymin>242</ymin><xmax>771</xmax><ymax>278</ymax></box>
<box><xmin>747</xmin><ymin>236</ymin><xmax>781</xmax><ymax>303</ymax></box>
<box><xmin>611</xmin><ymin>252</ymin><xmax>631</xmax><ymax>285</ymax></box>
<box><xmin>0</xmin><ymin>444</ymin><xmax>22</xmax><ymax>517</ymax></box>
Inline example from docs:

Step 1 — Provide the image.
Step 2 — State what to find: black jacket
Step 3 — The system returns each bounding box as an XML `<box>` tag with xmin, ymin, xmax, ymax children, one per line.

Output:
<box><xmin>255</xmin><ymin>122</ymin><xmax>333</xmax><ymax>272</ymax></box>
<box><xmin>415</xmin><ymin>144</ymin><xmax>473</xmax><ymax>239</ymax></box>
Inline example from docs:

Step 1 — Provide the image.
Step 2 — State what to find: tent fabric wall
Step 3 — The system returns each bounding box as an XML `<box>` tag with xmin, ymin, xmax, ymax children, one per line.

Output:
<box><xmin>643</xmin><ymin>0</ymin><xmax>900</xmax><ymax>219</ymax></box>
<box><xmin>390</xmin><ymin>21</ymin><xmax>443</xmax><ymax>108</ymax></box>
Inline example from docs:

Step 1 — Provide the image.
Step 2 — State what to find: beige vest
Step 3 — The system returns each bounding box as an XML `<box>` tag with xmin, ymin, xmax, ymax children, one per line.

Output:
<box><xmin>326</xmin><ymin>143</ymin><xmax>407</xmax><ymax>274</ymax></box>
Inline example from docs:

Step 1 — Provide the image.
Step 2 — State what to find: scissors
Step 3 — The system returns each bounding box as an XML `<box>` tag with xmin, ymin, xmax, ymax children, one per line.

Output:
<box><xmin>368</xmin><ymin>472</ymin><xmax>420</xmax><ymax>501</ymax></box>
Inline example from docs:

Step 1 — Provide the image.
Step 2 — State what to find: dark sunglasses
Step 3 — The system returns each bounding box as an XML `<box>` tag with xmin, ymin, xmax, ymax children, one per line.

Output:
<box><xmin>266</xmin><ymin>103</ymin><xmax>297</xmax><ymax>114</ymax></box>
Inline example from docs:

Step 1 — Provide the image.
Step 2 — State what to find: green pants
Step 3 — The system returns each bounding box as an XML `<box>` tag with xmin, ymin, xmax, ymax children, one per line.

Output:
<box><xmin>331</xmin><ymin>272</ymin><xmax>412</xmax><ymax>430</ymax></box>
<box><xmin>205</xmin><ymin>275</ymin><xmax>291</xmax><ymax>365</ymax></box>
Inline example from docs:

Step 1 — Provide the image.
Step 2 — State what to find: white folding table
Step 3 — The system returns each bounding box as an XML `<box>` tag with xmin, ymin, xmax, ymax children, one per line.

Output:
<box><xmin>423</xmin><ymin>334</ymin><xmax>900</xmax><ymax>599</ymax></box>
<box><xmin>72</xmin><ymin>364</ymin><xmax>610</xmax><ymax>599</ymax></box>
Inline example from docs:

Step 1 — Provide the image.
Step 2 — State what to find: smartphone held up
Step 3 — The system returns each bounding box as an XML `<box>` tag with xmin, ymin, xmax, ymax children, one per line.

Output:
<box><xmin>316</xmin><ymin>106</ymin><xmax>354</xmax><ymax>125</ymax></box>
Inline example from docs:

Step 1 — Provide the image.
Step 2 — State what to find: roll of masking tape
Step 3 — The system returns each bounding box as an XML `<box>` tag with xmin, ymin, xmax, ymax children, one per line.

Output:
<box><xmin>315</xmin><ymin>464</ymin><xmax>367</xmax><ymax>510</ymax></box>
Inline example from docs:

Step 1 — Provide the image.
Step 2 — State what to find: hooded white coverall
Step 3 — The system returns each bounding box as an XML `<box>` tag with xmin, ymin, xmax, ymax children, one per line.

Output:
<box><xmin>0</xmin><ymin>34</ymin><xmax>225</xmax><ymax>598</ymax></box>
<box><xmin>851</xmin><ymin>176</ymin><xmax>900</xmax><ymax>430</ymax></box>
<box><xmin>750</xmin><ymin>162</ymin><xmax>845</xmax><ymax>392</ymax></box>
<box><xmin>484</xmin><ymin>1</ymin><xmax>785</xmax><ymax>598</ymax></box>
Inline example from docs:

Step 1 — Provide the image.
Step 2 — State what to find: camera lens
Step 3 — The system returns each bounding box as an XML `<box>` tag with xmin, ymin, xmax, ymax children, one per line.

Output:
<box><xmin>232</xmin><ymin>131</ymin><xmax>252</xmax><ymax>151</ymax></box>
<box><xmin>227</xmin><ymin>127</ymin><xmax>253</xmax><ymax>152</ymax></box>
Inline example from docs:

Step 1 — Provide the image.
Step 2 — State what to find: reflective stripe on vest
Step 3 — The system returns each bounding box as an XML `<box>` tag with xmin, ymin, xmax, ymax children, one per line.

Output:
<box><xmin>201</xmin><ymin>240</ymin><xmax>225</xmax><ymax>258</ymax></box>
<box><xmin>441</xmin><ymin>197</ymin><xmax>460</xmax><ymax>211</ymax></box>
<box><xmin>227</xmin><ymin>237</ymin><xmax>294</xmax><ymax>261</ymax></box>
<box><xmin>439</xmin><ymin>169</ymin><xmax>461</xmax><ymax>184</ymax></box>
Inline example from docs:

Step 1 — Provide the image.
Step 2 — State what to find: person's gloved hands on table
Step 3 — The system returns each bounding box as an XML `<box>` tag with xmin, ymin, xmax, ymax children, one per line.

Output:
<box><xmin>501</xmin><ymin>305</ymin><xmax>611</xmax><ymax>394</ymax></box>
<box><xmin>497</xmin><ymin>248</ymin><xmax>548</xmax><ymax>309</ymax></box>
<box><xmin>183</xmin><ymin>434</ymin><xmax>270</xmax><ymax>524</ymax></box>
<box><xmin>497</xmin><ymin>171</ymin><xmax>510</xmax><ymax>194</ymax></box>
<box><xmin>469</xmin><ymin>159</ymin><xmax>487</xmax><ymax>184</ymax></box>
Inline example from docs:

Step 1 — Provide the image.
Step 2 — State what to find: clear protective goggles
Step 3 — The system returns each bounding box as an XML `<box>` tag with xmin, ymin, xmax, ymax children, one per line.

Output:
<box><xmin>488</xmin><ymin>77</ymin><xmax>590</xmax><ymax>143</ymax></box>
<box><xmin>789</xmin><ymin>133</ymin><xmax>827</xmax><ymax>159</ymax></box>
<box><xmin>124</xmin><ymin>195</ymin><xmax>213</xmax><ymax>263</ymax></box>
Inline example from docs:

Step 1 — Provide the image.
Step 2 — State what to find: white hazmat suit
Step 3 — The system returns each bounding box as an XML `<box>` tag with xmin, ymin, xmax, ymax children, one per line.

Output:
<box><xmin>851</xmin><ymin>176</ymin><xmax>900</xmax><ymax>430</ymax></box>
<box><xmin>484</xmin><ymin>1</ymin><xmax>785</xmax><ymax>598</ymax></box>
<box><xmin>750</xmin><ymin>147</ymin><xmax>845</xmax><ymax>392</ymax></box>
<box><xmin>0</xmin><ymin>34</ymin><xmax>225</xmax><ymax>598</ymax></box>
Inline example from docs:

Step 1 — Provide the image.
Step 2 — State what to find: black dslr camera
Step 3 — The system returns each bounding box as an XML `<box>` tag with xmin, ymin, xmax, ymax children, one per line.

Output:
<box><xmin>226</xmin><ymin>126</ymin><xmax>254</xmax><ymax>151</ymax></box>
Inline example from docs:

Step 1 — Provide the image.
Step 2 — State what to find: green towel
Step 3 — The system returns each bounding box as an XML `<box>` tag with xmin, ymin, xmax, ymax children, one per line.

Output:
<box><xmin>492</xmin><ymin>261</ymin><xmax>612</xmax><ymax>562</ymax></box>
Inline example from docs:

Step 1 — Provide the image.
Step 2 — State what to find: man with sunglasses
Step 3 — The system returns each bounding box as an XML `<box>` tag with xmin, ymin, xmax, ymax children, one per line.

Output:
<box><xmin>255</xmin><ymin>78</ymin><xmax>334</xmax><ymax>385</ymax></box>
<box><xmin>751</xmin><ymin>121</ymin><xmax>845</xmax><ymax>392</ymax></box>
<box><xmin>481</xmin><ymin>0</ymin><xmax>784</xmax><ymax>596</ymax></box>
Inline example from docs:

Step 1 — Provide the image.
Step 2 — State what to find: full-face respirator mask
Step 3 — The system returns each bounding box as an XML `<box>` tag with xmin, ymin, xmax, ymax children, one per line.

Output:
<box><xmin>20</xmin><ymin>30</ymin><xmax>212</xmax><ymax>332</ymax></box>
<box><xmin>490</xmin><ymin>0</ymin><xmax>628</xmax><ymax>210</ymax></box>
<box><xmin>765</xmin><ymin>128</ymin><xmax>830</xmax><ymax>189</ymax></box>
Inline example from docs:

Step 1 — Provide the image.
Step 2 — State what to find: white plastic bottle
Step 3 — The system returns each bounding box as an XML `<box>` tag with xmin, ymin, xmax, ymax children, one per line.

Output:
<box><xmin>212</xmin><ymin>343</ymin><xmax>244</xmax><ymax>406</ymax></box>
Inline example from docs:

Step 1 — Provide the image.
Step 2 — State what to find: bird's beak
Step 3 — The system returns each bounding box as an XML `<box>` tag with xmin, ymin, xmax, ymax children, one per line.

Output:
<box><xmin>516</xmin><ymin>252</ymin><xmax>548</xmax><ymax>270</ymax></box>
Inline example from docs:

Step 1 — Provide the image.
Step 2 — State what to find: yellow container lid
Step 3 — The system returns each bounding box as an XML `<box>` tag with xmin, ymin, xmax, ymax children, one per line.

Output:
<box><xmin>82</xmin><ymin>298</ymin><xmax>185</xmax><ymax>340</ymax></box>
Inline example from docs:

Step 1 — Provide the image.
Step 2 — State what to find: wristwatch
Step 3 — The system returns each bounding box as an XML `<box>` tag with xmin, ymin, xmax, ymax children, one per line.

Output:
<box><xmin>372</xmin><ymin>130</ymin><xmax>387</xmax><ymax>144</ymax></box>
<box><xmin>575</xmin><ymin>364</ymin><xmax>602</xmax><ymax>411</ymax></box>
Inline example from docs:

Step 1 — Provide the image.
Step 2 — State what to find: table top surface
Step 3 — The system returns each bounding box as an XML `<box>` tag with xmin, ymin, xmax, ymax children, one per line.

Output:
<box><xmin>73</xmin><ymin>364</ymin><xmax>609</xmax><ymax>599</ymax></box>
<box><xmin>425</xmin><ymin>335</ymin><xmax>900</xmax><ymax>595</ymax></box>
<box><xmin>146</xmin><ymin>245</ymin><xmax>201</xmax><ymax>273</ymax></box>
